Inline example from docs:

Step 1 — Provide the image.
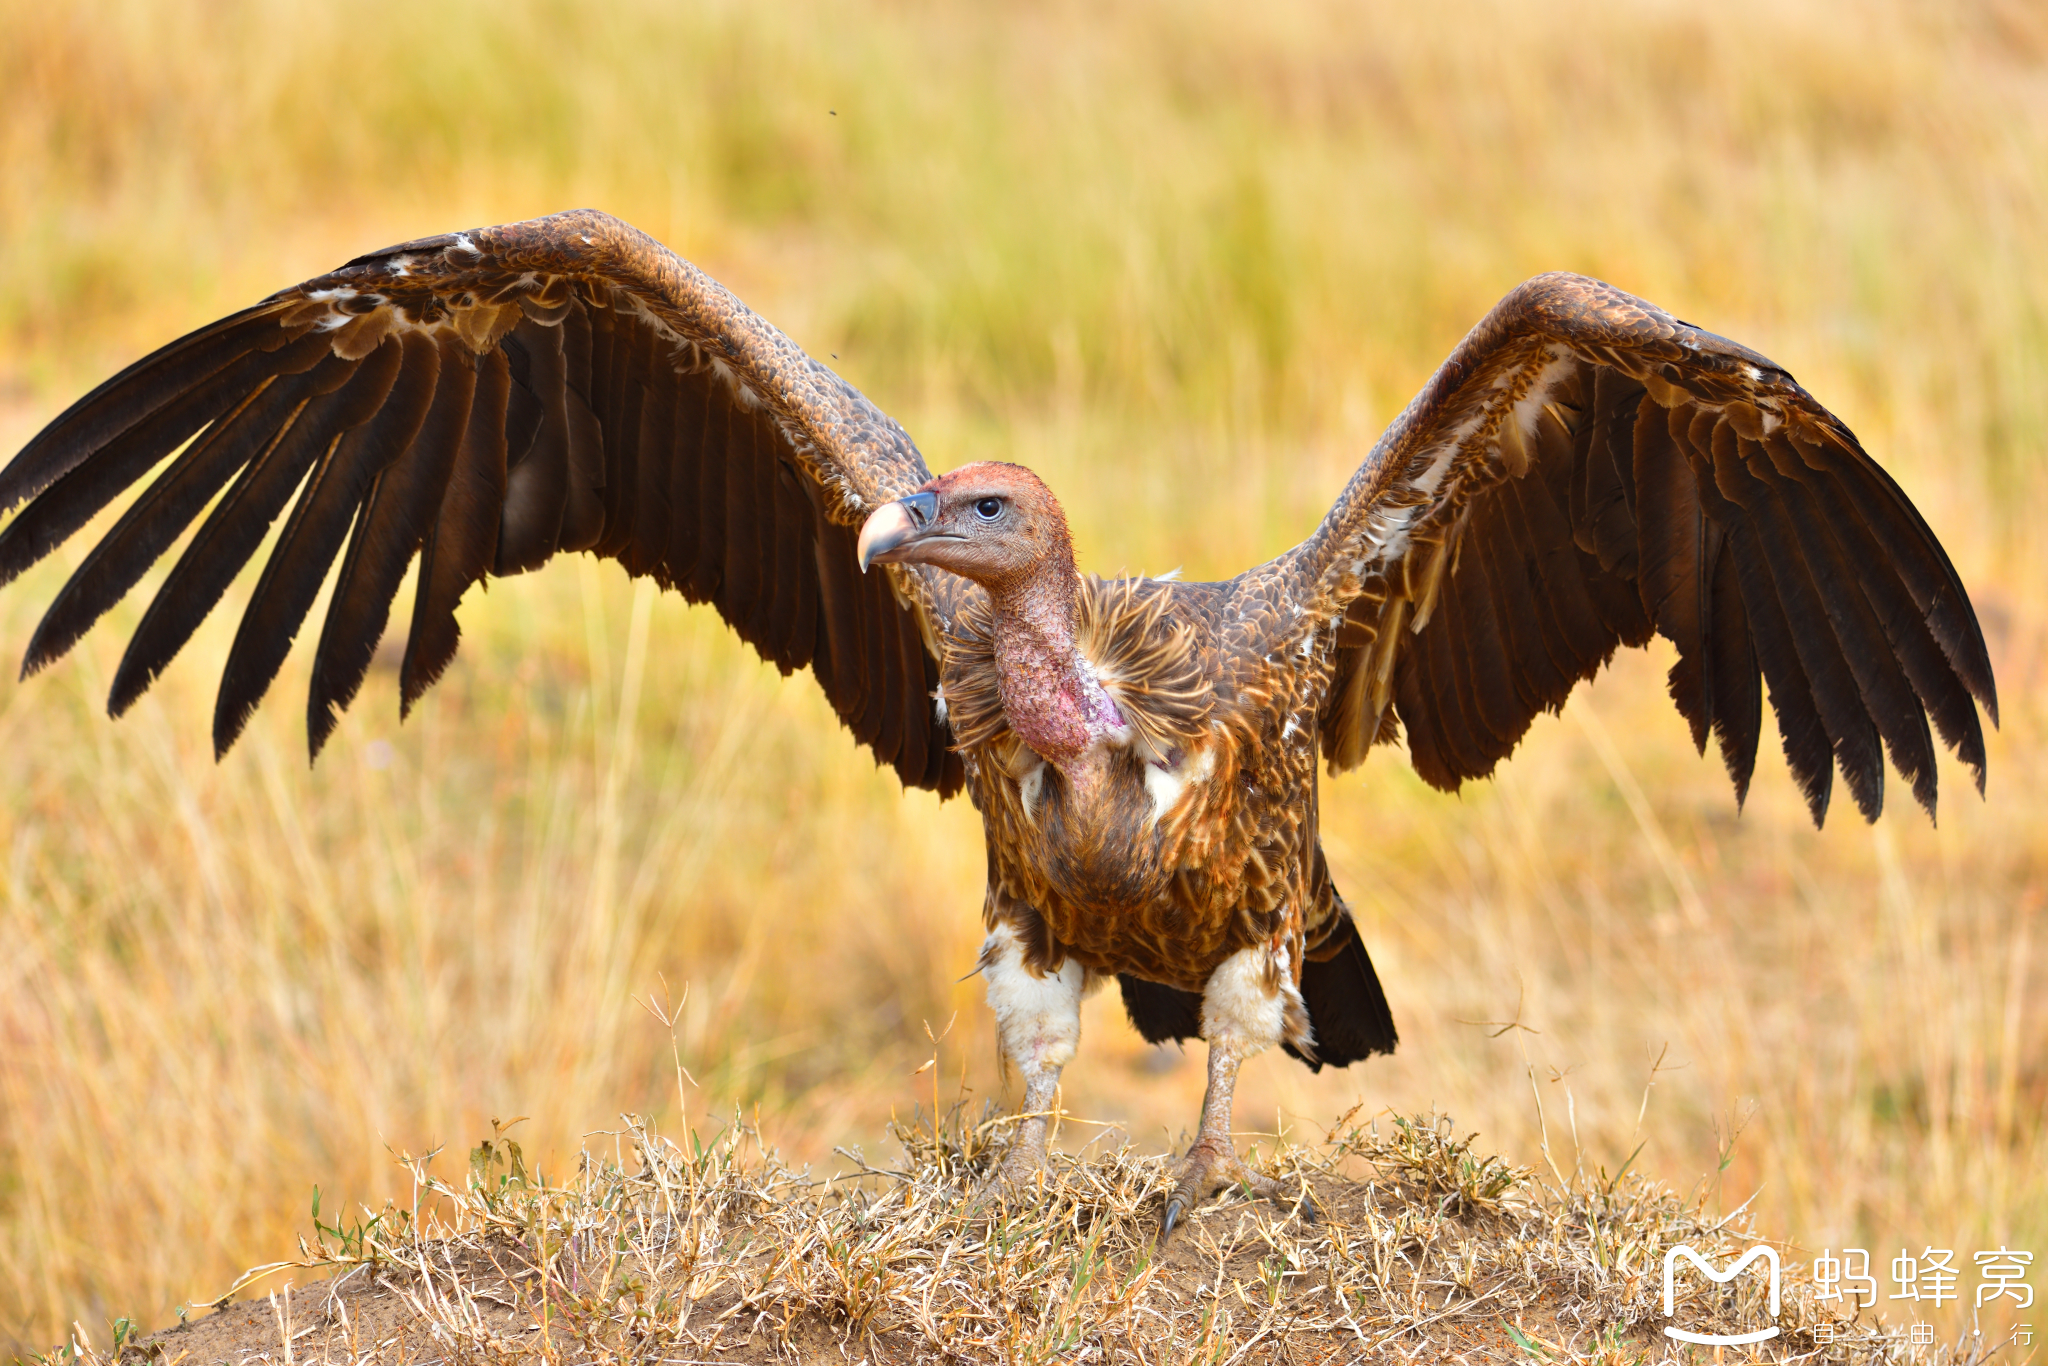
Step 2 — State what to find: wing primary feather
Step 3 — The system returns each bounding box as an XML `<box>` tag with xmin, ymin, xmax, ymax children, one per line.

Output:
<box><xmin>1796</xmin><ymin>463</ymin><xmax>1986</xmax><ymax>794</ymax></box>
<box><xmin>1749</xmin><ymin>434</ymin><xmax>1941</xmax><ymax>814</ymax></box>
<box><xmin>0</xmin><ymin>330</ymin><xmax>335</xmax><ymax>590</ymax></box>
<box><xmin>782</xmin><ymin>466</ymin><xmax>820</xmax><ymax>672</ymax></box>
<box><xmin>309</xmin><ymin>334</ymin><xmax>476</xmax><ymax>756</ymax></box>
<box><xmin>1438</xmin><ymin>567</ymin><xmax>1512</xmax><ymax>774</ymax></box>
<box><xmin>1703</xmin><ymin>522</ymin><xmax>1762</xmax><ymax>805</ymax></box>
<box><xmin>1420</xmin><ymin>575</ymin><xmax>1494</xmax><ymax>780</ymax></box>
<box><xmin>402</xmin><ymin>347</ymin><xmax>510</xmax><ymax>712</ymax></box>
<box><xmin>0</xmin><ymin>305</ymin><xmax>296</xmax><ymax>514</ymax></box>
<box><xmin>745</xmin><ymin>412</ymin><xmax>784</xmax><ymax>648</ymax></box>
<box><xmin>2</xmin><ymin>211</ymin><xmax>960</xmax><ymax>793</ymax></box>
<box><xmin>109</xmin><ymin>350</ymin><xmax>381</xmax><ymax>720</ymax></box>
<box><xmin>583</xmin><ymin>292</ymin><xmax>618</xmax><ymax>429</ymax></box>
<box><xmin>1697</xmin><ymin>442</ymin><xmax>1835</xmax><ymax>824</ymax></box>
<box><xmin>558</xmin><ymin>292</ymin><xmax>596</xmax><ymax>410</ymax></box>
<box><xmin>600</xmin><ymin>297</ymin><xmax>637</xmax><ymax>469</ymax></box>
<box><xmin>587</xmin><ymin>306</ymin><xmax>636</xmax><ymax>565</ymax></box>
<box><xmin>497</xmin><ymin>332</ymin><xmax>545</xmax><ymax>475</ymax></box>
<box><xmin>1298</xmin><ymin>273</ymin><xmax>1991</xmax><ymax>822</ymax></box>
<box><xmin>1576</xmin><ymin>543</ymin><xmax>1653</xmax><ymax>647</ymax></box>
<box><xmin>1779</xmin><ymin>425</ymin><xmax>1997</xmax><ymax>725</ymax></box>
<box><xmin>1506</xmin><ymin>465</ymin><xmax>1616</xmax><ymax>673</ymax></box>
<box><xmin>578</xmin><ymin>315</ymin><xmax>640</xmax><ymax>555</ymax></box>
<box><xmin>752</xmin><ymin>417</ymin><xmax>792</xmax><ymax>650</ymax></box>
<box><xmin>214</xmin><ymin>335</ymin><xmax>419</xmax><ymax>756</ymax></box>
<box><xmin>1487</xmin><ymin>481</ymin><xmax>1582</xmax><ymax>706</ymax></box>
<box><xmin>1711</xmin><ymin>423</ymin><xmax>1884</xmax><ymax>820</ymax></box>
<box><xmin>23</xmin><ymin>355</ymin><xmax>342</xmax><ymax>681</ymax></box>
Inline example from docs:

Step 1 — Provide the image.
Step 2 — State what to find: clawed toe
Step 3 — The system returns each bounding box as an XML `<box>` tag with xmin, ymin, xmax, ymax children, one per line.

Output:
<box><xmin>1158</xmin><ymin>1140</ymin><xmax>1313</xmax><ymax>1241</ymax></box>
<box><xmin>1162</xmin><ymin>1191</ymin><xmax>1187</xmax><ymax>1238</ymax></box>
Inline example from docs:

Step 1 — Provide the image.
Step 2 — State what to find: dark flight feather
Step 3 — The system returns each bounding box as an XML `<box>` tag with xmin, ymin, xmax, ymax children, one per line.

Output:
<box><xmin>113</xmin><ymin>349</ymin><xmax>386</xmax><ymax>720</ymax></box>
<box><xmin>215</xmin><ymin>334</ymin><xmax>425</xmax><ymax>755</ymax></box>
<box><xmin>1704</xmin><ymin>529</ymin><xmax>1763</xmax><ymax>804</ymax></box>
<box><xmin>1709</xmin><ymin>428</ymin><xmax>1882</xmax><ymax>819</ymax></box>
<box><xmin>1297</xmin><ymin>270</ymin><xmax>1990</xmax><ymax>831</ymax></box>
<box><xmin>1633</xmin><ymin>395</ymin><xmax>1710</xmax><ymax>750</ymax></box>
<box><xmin>0</xmin><ymin>306</ymin><xmax>301</xmax><ymax>514</ymax></box>
<box><xmin>308</xmin><ymin>335</ymin><xmax>474</xmax><ymax>756</ymax></box>
<box><xmin>403</xmin><ymin>346</ymin><xmax>511</xmax><ymax>709</ymax></box>
<box><xmin>496</xmin><ymin>318</ymin><xmax>572</xmax><ymax>572</ymax></box>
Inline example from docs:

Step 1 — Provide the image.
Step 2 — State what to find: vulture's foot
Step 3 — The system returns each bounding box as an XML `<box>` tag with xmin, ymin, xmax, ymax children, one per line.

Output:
<box><xmin>962</xmin><ymin>1134</ymin><xmax>1050</xmax><ymax>1217</ymax></box>
<box><xmin>974</xmin><ymin>1136</ymin><xmax>1050</xmax><ymax>1203</ymax></box>
<box><xmin>963</xmin><ymin>1106</ymin><xmax>1055</xmax><ymax>1214</ymax></box>
<box><xmin>1160</xmin><ymin>1134</ymin><xmax>1313</xmax><ymax>1239</ymax></box>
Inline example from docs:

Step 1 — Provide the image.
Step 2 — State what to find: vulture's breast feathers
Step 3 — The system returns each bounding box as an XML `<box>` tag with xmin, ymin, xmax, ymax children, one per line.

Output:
<box><xmin>941</xmin><ymin>577</ymin><xmax>1237</xmax><ymax>912</ymax></box>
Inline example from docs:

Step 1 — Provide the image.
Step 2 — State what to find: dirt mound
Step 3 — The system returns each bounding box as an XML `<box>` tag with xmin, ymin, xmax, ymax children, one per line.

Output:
<box><xmin>99</xmin><ymin>1111</ymin><xmax>1913</xmax><ymax>1364</ymax></box>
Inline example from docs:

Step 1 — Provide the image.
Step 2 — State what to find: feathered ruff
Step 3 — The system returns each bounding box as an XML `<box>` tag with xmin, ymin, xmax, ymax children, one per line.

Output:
<box><xmin>941</xmin><ymin>574</ymin><xmax>1214</xmax><ymax>765</ymax></box>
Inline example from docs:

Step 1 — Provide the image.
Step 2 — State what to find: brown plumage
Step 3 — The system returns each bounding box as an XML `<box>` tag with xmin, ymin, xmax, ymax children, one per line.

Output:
<box><xmin>0</xmin><ymin>211</ymin><xmax>1995</xmax><ymax>1235</ymax></box>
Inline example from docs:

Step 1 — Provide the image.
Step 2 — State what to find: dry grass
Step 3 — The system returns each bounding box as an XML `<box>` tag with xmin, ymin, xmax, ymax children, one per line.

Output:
<box><xmin>55</xmin><ymin>1111</ymin><xmax>1979</xmax><ymax>1364</ymax></box>
<box><xmin>1</xmin><ymin>0</ymin><xmax>2044</xmax><ymax>1357</ymax></box>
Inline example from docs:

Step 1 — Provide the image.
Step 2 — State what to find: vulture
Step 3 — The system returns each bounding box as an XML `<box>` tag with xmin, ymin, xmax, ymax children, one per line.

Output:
<box><xmin>0</xmin><ymin>210</ymin><xmax>1996</xmax><ymax>1235</ymax></box>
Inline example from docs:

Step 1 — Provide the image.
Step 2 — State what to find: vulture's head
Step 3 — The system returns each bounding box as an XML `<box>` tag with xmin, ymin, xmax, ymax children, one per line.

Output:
<box><xmin>857</xmin><ymin>462</ymin><xmax>1073</xmax><ymax>592</ymax></box>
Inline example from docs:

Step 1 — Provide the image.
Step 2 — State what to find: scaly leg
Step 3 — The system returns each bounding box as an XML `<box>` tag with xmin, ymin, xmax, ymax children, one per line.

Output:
<box><xmin>979</xmin><ymin>921</ymin><xmax>1084</xmax><ymax>1191</ymax></box>
<box><xmin>1162</xmin><ymin>944</ymin><xmax>1316</xmax><ymax>1237</ymax></box>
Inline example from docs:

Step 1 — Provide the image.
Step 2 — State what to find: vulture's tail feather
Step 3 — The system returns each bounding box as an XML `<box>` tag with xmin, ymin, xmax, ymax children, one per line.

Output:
<box><xmin>1116</xmin><ymin>912</ymin><xmax>1398</xmax><ymax>1071</ymax></box>
<box><xmin>1118</xmin><ymin>974</ymin><xmax>1203</xmax><ymax>1047</ymax></box>
<box><xmin>1285</xmin><ymin>911</ymin><xmax>1398</xmax><ymax>1072</ymax></box>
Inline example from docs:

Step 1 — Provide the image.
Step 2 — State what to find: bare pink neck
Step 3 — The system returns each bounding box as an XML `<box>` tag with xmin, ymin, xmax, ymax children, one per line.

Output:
<box><xmin>986</xmin><ymin>554</ymin><xmax>1123</xmax><ymax>772</ymax></box>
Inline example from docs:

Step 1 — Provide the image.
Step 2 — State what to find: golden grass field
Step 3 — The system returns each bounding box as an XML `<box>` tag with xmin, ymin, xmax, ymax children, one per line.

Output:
<box><xmin>1</xmin><ymin>0</ymin><xmax>2044</xmax><ymax>1354</ymax></box>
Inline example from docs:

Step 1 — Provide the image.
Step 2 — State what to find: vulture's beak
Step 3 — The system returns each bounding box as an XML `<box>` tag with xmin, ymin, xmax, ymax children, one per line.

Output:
<box><xmin>857</xmin><ymin>491</ymin><xmax>940</xmax><ymax>572</ymax></box>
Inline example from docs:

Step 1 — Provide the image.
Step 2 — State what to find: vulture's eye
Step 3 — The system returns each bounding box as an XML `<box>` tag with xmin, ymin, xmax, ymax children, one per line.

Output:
<box><xmin>973</xmin><ymin>497</ymin><xmax>1004</xmax><ymax>521</ymax></box>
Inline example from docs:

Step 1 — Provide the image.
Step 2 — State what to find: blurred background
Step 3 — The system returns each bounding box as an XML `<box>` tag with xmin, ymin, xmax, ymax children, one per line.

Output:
<box><xmin>1</xmin><ymin>0</ymin><xmax>2043</xmax><ymax>1351</ymax></box>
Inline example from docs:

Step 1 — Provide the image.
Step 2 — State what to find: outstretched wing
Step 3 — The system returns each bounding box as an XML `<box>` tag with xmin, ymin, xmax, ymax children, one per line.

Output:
<box><xmin>1264</xmin><ymin>272</ymin><xmax>1995</xmax><ymax>825</ymax></box>
<box><xmin>0</xmin><ymin>209</ymin><xmax>966</xmax><ymax>793</ymax></box>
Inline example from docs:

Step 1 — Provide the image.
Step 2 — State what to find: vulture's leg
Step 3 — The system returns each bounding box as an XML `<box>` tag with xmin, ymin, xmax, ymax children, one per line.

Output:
<box><xmin>1162</xmin><ymin>944</ymin><xmax>1312</xmax><ymax>1237</ymax></box>
<box><xmin>980</xmin><ymin>920</ymin><xmax>1085</xmax><ymax>1189</ymax></box>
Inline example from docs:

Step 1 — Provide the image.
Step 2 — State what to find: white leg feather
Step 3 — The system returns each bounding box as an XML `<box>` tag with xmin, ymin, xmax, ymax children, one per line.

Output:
<box><xmin>1199</xmin><ymin>945</ymin><xmax>1287</xmax><ymax>1052</ymax></box>
<box><xmin>1162</xmin><ymin>942</ymin><xmax>1317</xmax><ymax>1238</ymax></box>
<box><xmin>980</xmin><ymin>921</ymin><xmax>1084</xmax><ymax>1185</ymax></box>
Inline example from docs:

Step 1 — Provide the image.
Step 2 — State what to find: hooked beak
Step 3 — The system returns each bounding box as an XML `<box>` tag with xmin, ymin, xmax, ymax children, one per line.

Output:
<box><xmin>857</xmin><ymin>490</ymin><xmax>940</xmax><ymax>572</ymax></box>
